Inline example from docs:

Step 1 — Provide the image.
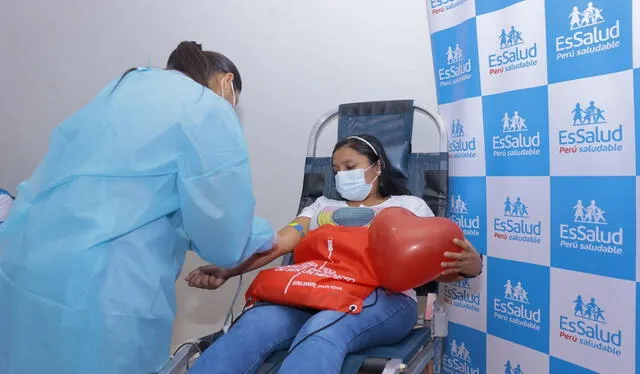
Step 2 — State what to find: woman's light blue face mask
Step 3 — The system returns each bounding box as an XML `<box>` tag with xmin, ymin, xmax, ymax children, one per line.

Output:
<box><xmin>335</xmin><ymin>163</ymin><xmax>378</xmax><ymax>202</ymax></box>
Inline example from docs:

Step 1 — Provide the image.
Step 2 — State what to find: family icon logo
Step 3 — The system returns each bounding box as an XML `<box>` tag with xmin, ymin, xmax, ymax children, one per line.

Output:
<box><xmin>504</xmin><ymin>280</ymin><xmax>530</xmax><ymax>304</ymax></box>
<box><xmin>488</xmin><ymin>26</ymin><xmax>539</xmax><ymax>75</ymax></box>
<box><xmin>558</xmin><ymin>100</ymin><xmax>624</xmax><ymax>154</ymax></box>
<box><xmin>569</xmin><ymin>2</ymin><xmax>605</xmax><ymax>31</ymax></box>
<box><xmin>450</xmin><ymin>194</ymin><xmax>468</xmax><ymax>214</ymax></box>
<box><xmin>573</xmin><ymin>200</ymin><xmax>607</xmax><ymax>225</ymax></box>
<box><xmin>448</xmin><ymin>119</ymin><xmax>478</xmax><ymax>159</ymax></box>
<box><xmin>493</xmin><ymin>279</ymin><xmax>542</xmax><ymax>331</ymax></box>
<box><xmin>443</xmin><ymin>339</ymin><xmax>480</xmax><ymax>374</ymax></box>
<box><xmin>450</xmin><ymin>340</ymin><xmax>471</xmax><ymax>361</ymax></box>
<box><xmin>448</xmin><ymin>44</ymin><xmax>465</xmax><ymax>64</ymax></box>
<box><xmin>492</xmin><ymin>111</ymin><xmax>541</xmax><ymax>157</ymax></box>
<box><xmin>573</xmin><ymin>295</ymin><xmax>606</xmax><ymax>322</ymax></box>
<box><xmin>451</xmin><ymin>119</ymin><xmax>465</xmax><ymax>138</ymax></box>
<box><xmin>559</xmin><ymin>295</ymin><xmax>623</xmax><ymax>356</ymax></box>
<box><xmin>449</xmin><ymin>194</ymin><xmax>481</xmax><ymax>237</ymax></box>
<box><xmin>438</xmin><ymin>43</ymin><xmax>473</xmax><ymax>87</ymax></box>
<box><xmin>571</xmin><ymin>101</ymin><xmax>607</xmax><ymax>126</ymax></box>
<box><xmin>559</xmin><ymin>199</ymin><xmax>623</xmax><ymax>256</ymax></box>
<box><xmin>502</xmin><ymin>111</ymin><xmax>527</xmax><ymax>133</ymax></box>
<box><xmin>493</xmin><ymin>196</ymin><xmax>542</xmax><ymax>244</ymax></box>
<box><xmin>503</xmin><ymin>196</ymin><xmax>529</xmax><ymax>218</ymax></box>
<box><xmin>504</xmin><ymin>360</ymin><xmax>525</xmax><ymax>374</ymax></box>
<box><xmin>443</xmin><ymin>279</ymin><xmax>481</xmax><ymax>313</ymax></box>
<box><xmin>500</xmin><ymin>26</ymin><xmax>524</xmax><ymax>49</ymax></box>
<box><xmin>555</xmin><ymin>2</ymin><xmax>621</xmax><ymax>61</ymax></box>
<box><xmin>430</xmin><ymin>0</ymin><xmax>468</xmax><ymax>15</ymax></box>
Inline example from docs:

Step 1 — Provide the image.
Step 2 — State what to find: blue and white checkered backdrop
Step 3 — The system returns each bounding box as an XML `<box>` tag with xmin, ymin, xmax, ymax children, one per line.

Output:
<box><xmin>427</xmin><ymin>0</ymin><xmax>639</xmax><ymax>372</ymax></box>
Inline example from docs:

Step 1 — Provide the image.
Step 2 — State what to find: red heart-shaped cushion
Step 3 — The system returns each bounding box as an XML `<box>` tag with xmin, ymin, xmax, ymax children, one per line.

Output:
<box><xmin>368</xmin><ymin>207</ymin><xmax>464</xmax><ymax>292</ymax></box>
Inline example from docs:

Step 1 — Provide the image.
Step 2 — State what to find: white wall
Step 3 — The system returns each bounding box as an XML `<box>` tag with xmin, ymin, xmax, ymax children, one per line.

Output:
<box><xmin>0</xmin><ymin>1</ymin><xmax>437</xmax><ymax>345</ymax></box>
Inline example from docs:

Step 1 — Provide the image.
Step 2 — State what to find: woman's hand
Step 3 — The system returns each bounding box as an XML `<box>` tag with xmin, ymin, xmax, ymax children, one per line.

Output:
<box><xmin>436</xmin><ymin>238</ymin><xmax>483</xmax><ymax>282</ymax></box>
<box><xmin>185</xmin><ymin>265</ymin><xmax>230</xmax><ymax>290</ymax></box>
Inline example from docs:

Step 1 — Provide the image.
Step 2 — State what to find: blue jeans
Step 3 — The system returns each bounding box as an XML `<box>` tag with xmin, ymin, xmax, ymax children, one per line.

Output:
<box><xmin>188</xmin><ymin>288</ymin><xmax>417</xmax><ymax>374</ymax></box>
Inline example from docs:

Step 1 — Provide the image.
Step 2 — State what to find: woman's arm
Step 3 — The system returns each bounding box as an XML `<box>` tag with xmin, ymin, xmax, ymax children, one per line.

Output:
<box><xmin>186</xmin><ymin>217</ymin><xmax>310</xmax><ymax>289</ymax></box>
<box><xmin>227</xmin><ymin>216</ymin><xmax>310</xmax><ymax>276</ymax></box>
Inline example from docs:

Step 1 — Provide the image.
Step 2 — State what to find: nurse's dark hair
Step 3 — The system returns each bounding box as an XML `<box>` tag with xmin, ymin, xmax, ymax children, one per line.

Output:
<box><xmin>110</xmin><ymin>41</ymin><xmax>242</xmax><ymax>94</ymax></box>
<box><xmin>332</xmin><ymin>134</ymin><xmax>410</xmax><ymax>198</ymax></box>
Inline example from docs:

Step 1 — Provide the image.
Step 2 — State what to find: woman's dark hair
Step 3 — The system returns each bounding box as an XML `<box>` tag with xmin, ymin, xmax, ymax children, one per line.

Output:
<box><xmin>332</xmin><ymin>134</ymin><xmax>410</xmax><ymax>197</ymax></box>
<box><xmin>202</xmin><ymin>51</ymin><xmax>242</xmax><ymax>92</ymax></box>
<box><xmin>111</xmin><ymin>41</ymin><xmax>242</xmax><ymax>94</ymax></box>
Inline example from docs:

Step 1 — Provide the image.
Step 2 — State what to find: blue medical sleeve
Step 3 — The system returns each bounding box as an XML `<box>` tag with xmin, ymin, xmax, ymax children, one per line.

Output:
<box><xmin>177</xmin><ymin>103</ymin><xmax>275</xmax><ymax>268</ymax></box>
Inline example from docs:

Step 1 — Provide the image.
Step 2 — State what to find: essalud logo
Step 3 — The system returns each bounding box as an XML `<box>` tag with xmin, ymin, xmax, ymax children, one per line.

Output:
<box><xmin>449</xmin><ymin>194</ymin><xmax>480</xmax><ymax>237</ymax></box>
<box><xmin>430</xmin><ymin>0</ymin><xmax>468</xmax><ymax>16</ymax></box>
<box><xmin>503</xmin><ymin>360</ymin><xmax>525</xmax><ymax>374</ymax></box>
<box><xmin>488</xmin><ymin>25</ymin><xmax>538</xmax><ymax>75</ymax></box>
<box><xmin>559</xmin><ymin>294</ymin><xmax>622</xmax><ymax>356</ymax></box>
<box><xmin>559</xmin><ymin>199</ymin><xmax>624</xmax><ymax>255</ymax></box>
<box><xmin>493</xmin><ymin>279</ymin><xmax>542</xmax><ymax>331</ymax></box>
<box><xmin>443</xmin><ymin>339</ymin><xmax>480</xmax><ymax>374</ymax></box>
<box><xmin>442</xmin><ymin>278</ymin><xmax>481</xmax><ymax>313</ymax></box>
<box><xmin>558</xmin><ymin>100</ymin><xmax>623</xmax><ymax>154</ymax></box>
<box><xmin>492</xmin><ymin>111</ymin><xmax>541</xmax><ymax>158</ymax></box>
<box><xmin>448</xmin><ymin>120</ymin><xmax>477</xmax><ymax>159</ymax></box>
<box><xmin>493</xmin><ymin>196</ymin><xmax>542</xmax><ymax>244</ymax></box>
<box><xmin>555</xmin><ymin>2</ymin><xmax>621</xmax><ymax>60</ymax></box>
<box><xmin>438</xmin><ymin>43</ymin><xmax>472</xmax><ymax>87</ymax></box>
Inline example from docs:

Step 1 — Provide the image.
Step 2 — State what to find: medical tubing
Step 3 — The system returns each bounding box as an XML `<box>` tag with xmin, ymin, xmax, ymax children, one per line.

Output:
<box><xmin>170</xmin><ymin>274</ymin><xmax>246</xmax><ymax>363</ymax></box>
<box><xmin>224</xmin><ymin>274</ymin><xmax>244</xmax><ymax>327</ymax></box>
<box><xmin>174</xmin><ymin>275</ymin><xmax>245</xmax><ymax>363</ymax></box>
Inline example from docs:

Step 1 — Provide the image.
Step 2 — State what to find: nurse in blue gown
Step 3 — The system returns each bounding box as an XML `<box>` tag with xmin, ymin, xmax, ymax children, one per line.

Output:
<box><xmin>0</xmin><ymin>41</ymin><xmax>276</xmax><ymax>374</ymax></box>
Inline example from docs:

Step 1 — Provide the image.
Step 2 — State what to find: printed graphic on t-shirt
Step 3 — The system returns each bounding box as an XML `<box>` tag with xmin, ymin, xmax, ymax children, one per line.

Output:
<box><xmin>316</xmin><ymin>206</ymin><xmax>382</xmax><ymax>228</ymax></box>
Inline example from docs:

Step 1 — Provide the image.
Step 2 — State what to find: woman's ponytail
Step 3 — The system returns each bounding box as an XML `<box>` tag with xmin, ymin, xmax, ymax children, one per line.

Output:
<box><xmin>166</xmin><ymin>41</ymin><xmax>210</xmax><ymax>87</ymax></box>
<box><xmin>110</xmin><ymin>41</ymin><xmax>242</xmax><ymax>96</ymax></box>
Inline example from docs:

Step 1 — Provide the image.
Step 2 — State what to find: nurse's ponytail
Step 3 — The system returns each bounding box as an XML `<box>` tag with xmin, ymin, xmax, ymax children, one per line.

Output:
<box><xmin>166</xmin><ymin>41</ymin><xmax>210</xmax><ymax>87</ymax></box>
<box><xmin>110</xmin><ymin>41</ymin><xmax>242</xmax><ymax>95</ymax></box>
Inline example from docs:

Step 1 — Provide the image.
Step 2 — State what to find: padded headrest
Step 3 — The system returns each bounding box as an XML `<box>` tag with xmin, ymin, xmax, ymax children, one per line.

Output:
<box><xmin>337</xmin><ymin>100</ymin><xmax>414</xmax><ymax>184</ymax></box>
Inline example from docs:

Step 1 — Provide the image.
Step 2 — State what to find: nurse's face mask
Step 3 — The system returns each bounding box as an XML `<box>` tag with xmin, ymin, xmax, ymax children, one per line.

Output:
<box><xmin>219</xmin><ymin>77</ymin><xmax>237</xmax><ymax>109</ymax></box>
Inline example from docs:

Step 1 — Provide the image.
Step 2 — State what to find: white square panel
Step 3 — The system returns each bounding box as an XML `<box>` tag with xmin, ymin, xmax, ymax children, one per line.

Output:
<box><xmin>439</xmin><ymin>97</ymin><xmax>486</xmax><ymax>176</ymax></box>
<box><xmin>487</xmin><ymin>335</ymin><xmax>549</xmax><ymax>374</ymax></box>
<box><xmin>439</xmin><ymin>260</ymin><xmax>487</xmax><ymax>333</ymax></box>
<box><xmin>476</xmin><ymin>0</ymin><xmax>548</xmax><ymax>95</ymax></box>
<box><xmin>486</xmin><ymin>176</ymin><xmax>550</xmax><ymax>266</ymax></box>
<box><xmin>548</xmin><ymin>70</ymin><xmax>636</xmax><ymax>176</ymax></box>
<box><xmin>549</xmin><ymin>268</ymin><xmax>635</xmax><ymax>374</ymax></box>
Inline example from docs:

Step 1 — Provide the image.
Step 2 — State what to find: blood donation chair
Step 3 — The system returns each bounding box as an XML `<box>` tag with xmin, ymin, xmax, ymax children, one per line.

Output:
<box><xmin>160</xmin><ymin>100</ymin><xmax>450</xmax><ymax>374</ymax></box>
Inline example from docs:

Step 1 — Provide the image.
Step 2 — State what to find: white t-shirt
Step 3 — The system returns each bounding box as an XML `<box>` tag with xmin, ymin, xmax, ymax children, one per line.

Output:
<box><xmin>298</xmin><ymin>195</ymin><xmax>435</xmax><ymax>301</ymax></box>
<box><xmin>0</xmin><ymin>193</ymin><xmax>13</xmax><ymax>224</ymax></box>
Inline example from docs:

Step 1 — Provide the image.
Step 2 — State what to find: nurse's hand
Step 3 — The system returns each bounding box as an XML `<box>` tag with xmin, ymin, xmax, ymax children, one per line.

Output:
<box><xmin>185</xmin><ymin>265</ymin><xmax>230</xmax><ymax>290</ymax></box>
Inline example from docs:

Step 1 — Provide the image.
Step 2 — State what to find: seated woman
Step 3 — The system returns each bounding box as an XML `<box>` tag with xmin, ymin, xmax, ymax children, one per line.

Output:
<box><xmin>186</xmin><ymin>134</ymin><xmax>483</xmax><ymax>374</ymax></box>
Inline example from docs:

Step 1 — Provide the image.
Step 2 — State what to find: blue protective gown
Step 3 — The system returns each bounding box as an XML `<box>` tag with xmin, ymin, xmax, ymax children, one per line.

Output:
<box><xmin>0</xmin><ymin>68</ymin><xmax>275</xmax><ymax>374</ymax></box>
